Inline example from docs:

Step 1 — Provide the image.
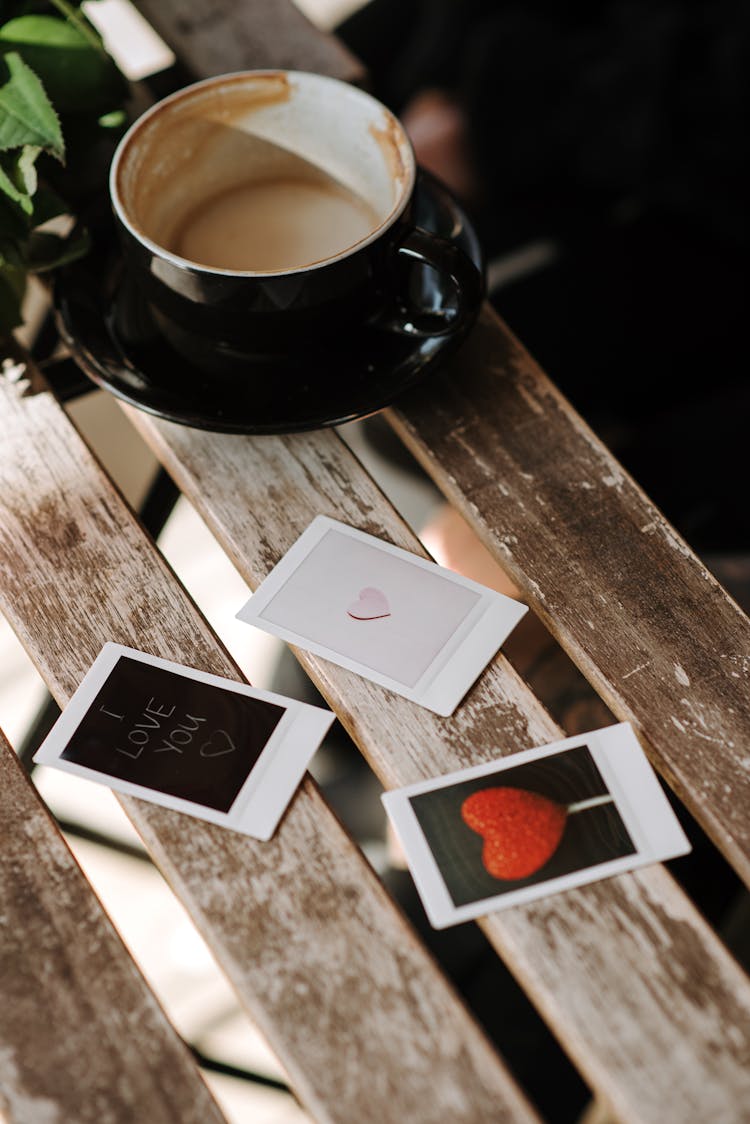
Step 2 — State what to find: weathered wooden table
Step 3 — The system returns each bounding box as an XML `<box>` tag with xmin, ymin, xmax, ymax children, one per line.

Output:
<box><xmin>1</xmin><ymin>3</ymin><xmax>749</xmax><ymax>1122</ymax></box>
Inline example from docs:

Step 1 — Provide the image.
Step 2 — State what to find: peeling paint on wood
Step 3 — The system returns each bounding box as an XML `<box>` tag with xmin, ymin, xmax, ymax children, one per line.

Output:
<box><xmin>0</xmin><ymin>728</ymin><xmax>226</xmax><ymax>1124</ymax></box>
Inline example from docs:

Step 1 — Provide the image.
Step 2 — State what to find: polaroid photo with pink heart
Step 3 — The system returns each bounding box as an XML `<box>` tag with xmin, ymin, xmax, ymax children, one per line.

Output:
<box><xmin>236</xmin><ymin>516</ymin><xmax>528</xmax><ymax>716</ymax></box>
<box><xmin>33</xmin><ymin>643</ymin><xmax>334</xmax><ymax>840</ymax></box>
<box><xmin>382</xmin><ymin>723</ymin><xmax>691</xmax><ymax>928</ymax></box>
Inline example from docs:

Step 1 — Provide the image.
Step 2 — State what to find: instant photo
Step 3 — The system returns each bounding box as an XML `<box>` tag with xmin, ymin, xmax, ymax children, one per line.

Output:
<box><xmin>382</xmin><ymin>724</ymin><xmax>691</xmax><ymax>927</ymax></box>
<box><xmin>236</xmin><ymin>516</ymin><xmax>528</xmax><ymax>715</ymax></box>
<box><xmin>34</xmin><ymin>644</ymin><xmax>334</xmax><ymax>840</ymax></box>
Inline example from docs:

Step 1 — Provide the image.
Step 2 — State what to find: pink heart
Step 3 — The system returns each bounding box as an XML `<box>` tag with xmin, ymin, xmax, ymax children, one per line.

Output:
<box><xmin>347</xmin><ymin>586</ymin><xmax>391</xmax><ymax>620</ymax></box>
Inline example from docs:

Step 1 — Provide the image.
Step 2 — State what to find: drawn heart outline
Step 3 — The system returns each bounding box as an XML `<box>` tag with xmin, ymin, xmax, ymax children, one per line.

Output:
<box><xmin>461</xmin><ymin>786</ymin><xmax>568</xmax><ymax>880</ymax></box>
<box><xmin>347</xmin><ymin>586</ymin><xmax>391</xmax><ymax>620</ymax></box>
<box><xmin>199</xmin><ymin>729</ymin><xmax>237</xmax><ymax>758</ymax></box>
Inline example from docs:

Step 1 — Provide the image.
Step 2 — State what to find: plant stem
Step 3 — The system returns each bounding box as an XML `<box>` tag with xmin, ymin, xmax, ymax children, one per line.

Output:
<box><xmin>47</xmin><ymin>0</ymin><xmax>104</xmax><ymax>53</ymax></box>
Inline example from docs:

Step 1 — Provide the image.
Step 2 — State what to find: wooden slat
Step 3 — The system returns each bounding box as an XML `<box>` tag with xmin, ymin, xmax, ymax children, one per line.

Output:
<box><xmin>108</xmin><ymin>3</ymin><xmax>750</xmax><ymax>1117</ymax></box>
<box><xmin>0</xmin><ymin>726</ymin><xmax>227</xmax><ymax>1124</ymax></box>
<box><xmin>124</xmin><ymin>405</ymin><xmax>750</xmax><ymax>1124</ymax></box>
<box><xmin>0</xmin><ymin>356</ymin><xmax>537</xmax><ymax>1124</ymax></box>
<box><xmin>386</xmin><ymin>307</ymin><xmax>750</xmax><ymax>885</ymax></box>
<box><xmin>134</xmin><ymin>0</ymin><xmax>364</xmax><ymax>86</ymax></box>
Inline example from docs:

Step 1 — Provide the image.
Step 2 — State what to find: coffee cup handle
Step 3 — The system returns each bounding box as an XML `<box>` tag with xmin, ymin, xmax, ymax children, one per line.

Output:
<box><xmin>382</xmin><ymin>227</ymin><xmax>484</xmax><ymax>338</ymax></box>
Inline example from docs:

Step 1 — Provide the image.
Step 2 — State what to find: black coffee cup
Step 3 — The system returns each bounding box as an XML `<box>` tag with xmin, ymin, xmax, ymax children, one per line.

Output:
<box><xmin>110</xmin><ymin>70</ymin><xmax>483</xmax><ymax>374</ymax></box>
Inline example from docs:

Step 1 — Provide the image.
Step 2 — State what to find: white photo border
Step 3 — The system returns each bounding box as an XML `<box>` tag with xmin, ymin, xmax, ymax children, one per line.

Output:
<box><xmin>236</xmin><ymin>516</ymin><xmax>528</xmax><ymax>716</ymax></box>
<box><xmin>33</xmin><ymin>642</ymin><xmax>334</xmax><ymax>841</ymax></box>
<box><xmin>382</xmin><ymin>723</ymin><xmax>691</xmax><ymax>928</ymax></box>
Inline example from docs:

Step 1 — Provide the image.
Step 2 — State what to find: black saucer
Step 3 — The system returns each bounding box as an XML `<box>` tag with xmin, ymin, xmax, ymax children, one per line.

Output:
<box><xmin>54</xmin><ymin>174</ymin><xmax>483</xmax><ymax>434</ymax></box>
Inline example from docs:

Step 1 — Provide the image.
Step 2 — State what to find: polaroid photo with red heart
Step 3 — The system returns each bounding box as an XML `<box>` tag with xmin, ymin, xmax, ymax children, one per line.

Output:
<box><xmin>33</xmin><ymin>643</ymin><xmax>333</xmax><ymax>840</ymax></box>
<box><xmin>236</xmin><ymin>516</ymin><xmax>528</xmax><ymax>716</ymax></box>
<box><xmin>382</xmin><ymin>723</ymin><xmax>691</xmax><ymax>928</ymax></box>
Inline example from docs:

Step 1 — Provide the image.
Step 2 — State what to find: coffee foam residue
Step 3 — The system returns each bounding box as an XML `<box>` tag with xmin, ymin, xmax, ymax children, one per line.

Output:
<box><xmin>116</xmin><ymin>72</ymin><xmax>295</xmax><ymax>244</ymax></box>
<box><xmin>185</xmin><ymin>71</ymin><xmax>293</xmax><ymax>125</ymax></box>
<box><xmin>369</xmin><ymin>113</ymin><xmax>407</xmax><ymax>185</ymax></box>
<box><xmin>135</xmin><ymin>75</ymin><xmax>293</xmax><ymax>160</ymax></box>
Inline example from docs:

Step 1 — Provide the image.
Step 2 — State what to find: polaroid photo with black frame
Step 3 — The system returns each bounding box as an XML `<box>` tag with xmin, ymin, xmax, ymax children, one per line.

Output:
<box><xmin>382</xmin><ymin>723</ymin><xmax>691</xmax><ymax>928</ymax></box>
<box><xmin>33</xmin><ymin>643</ymin><xmax>334</xmax><ymax>840</ymax></box>
<box><xmin>236</xmin><ymin>516</ymin><xmax>528</xmax><ymax>716</ymax></box>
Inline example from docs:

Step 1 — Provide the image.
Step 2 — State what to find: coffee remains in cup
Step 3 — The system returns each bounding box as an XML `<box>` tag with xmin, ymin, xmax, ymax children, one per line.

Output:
<box><xmin>172</xmin><ymin>157</ymin><xmax>380</xmax><ymax>273</ymax></box>
<box><xmin>110</xmin><ymin>71</ymin><xmax>482</xmax><ymax>374</ymax></box>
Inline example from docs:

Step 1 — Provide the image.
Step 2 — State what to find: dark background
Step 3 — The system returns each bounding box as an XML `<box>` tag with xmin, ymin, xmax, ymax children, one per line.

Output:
<box><xmin>62</xmin><ymin>657</ymin><xmax>284</xmax><ymax>812</ymax></box>
<box><xmin>343</xmin><ymin>0</ymin><xmax>750</xmax><ymax>555</ymax></box>
<box><xmin>409</xmin><ymin>744</ymin><xmax>635</xmax><ymax>907</ymax></box>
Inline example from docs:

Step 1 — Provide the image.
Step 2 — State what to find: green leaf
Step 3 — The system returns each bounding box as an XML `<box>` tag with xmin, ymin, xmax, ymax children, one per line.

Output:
<box><xmin>0</xmin><ymin>14</ymin><xmax>127</xmax><ymax>114</ymax></box>
<box><xmin>0</xmin><ymin>50</ymin><xmax>64</xmax><ymax>159</ymax></box>
<box><xmin>0</xmin><ymin>261</ymin><xmax>25</xmax><ymax>333</ymax></box>
<box><xmin>0</xmin><ymin>152</ymin><xmax>34</xmax><ymax>215</ymax></box>
<box><xmin>0</xmin><ymin>152</ymin><xmax>67</xmax><ymax>236</ymax></box>
<box><xmin>8</xmin><ymin>143</ymin><xmax>40</xmax><ymax>194</ymax></box>
<box><xmin>98</xmin><ymin>108</ymin><xmax>126</xmax><ymax>129</ymax></box>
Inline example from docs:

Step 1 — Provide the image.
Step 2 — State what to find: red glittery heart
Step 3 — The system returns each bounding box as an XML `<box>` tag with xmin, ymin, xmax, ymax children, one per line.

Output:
<box><xmin>461</xmin><ymin>787</ymin><xmax>567</xmax><ymax>880</ymax></box>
